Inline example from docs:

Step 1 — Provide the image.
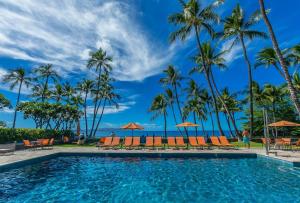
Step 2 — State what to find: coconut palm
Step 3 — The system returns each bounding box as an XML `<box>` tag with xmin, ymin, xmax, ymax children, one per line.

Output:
<box><xmin>258</xmin><ymin>0</ymin><xmax>300</xmax><ymax>114</ymax></box>
<box><xmin>201</xmin><ymin>89</ymin><xmax>215</xmax><ymax>134</ymax></box>
<box><xmin>77</xmin><ymin>80</ymin><xmax>94</xmax><ymax>137</ymax></box>
<box><xmin>255</xmin><ymin>47</ymin><xmax>285</xmax><ymax>77</ymax></box>
<box><xmin>222</xmin><ymin>4</ymin><xmax>268</xmax><ymax>137</ymax></box>
<box><xmin>160</xmin><ymin>65</ymin><xmax>187</xmax><ymax>135</ymax></box>
<box><xmin>33</xmin><ymin>64</ymin><xmax>60</xmax><ymax>102</ymax></box>
<box><xmin>169</xmin><ymin>0</ymin><xmax>225</xmax><ymax>135</ymax></box>
<box><xmin>62</xmin><ymin>82</ymin><xmax>75</xmax><ymax>103</ymax></box>
<box><xmin>149</xmin><ymin>94</ymin><xmax>168</xmax><ymax>138</ymax></box>
<box><xmin>192</xmin><ymin>42</ymin><xmax>241</xmax><ymax>136</ymax></box>
<box><xmin>183</xmin><ymin>95</ymin><xmax>207</xmax><ymax>137</ymax></box>
<box><xmin>165</xmin><ymin>88</ymin><xmax>183</xmax><ymax>135</ymax></box>
<box><xmin>0</xmin><ymin>93</ymin><xmax>11</xmax><ymax>110</ymax></box>
<box><xmin>3</xmin><ymin>68</ymin><xmax>31</xmax><ymax>128</ymax></box>
<box><xmin>51</xmin><ymin>83</ymin><xmax>64</xmax><ymax>102</ymax></box>
<box><xmin>87</xmin><ymin>48</ymin><xmax>113</xmax><ymax>137</ymax></box>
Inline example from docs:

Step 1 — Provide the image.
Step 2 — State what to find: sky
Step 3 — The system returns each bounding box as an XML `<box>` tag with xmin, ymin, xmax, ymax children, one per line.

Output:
<box><xmin>0</xmin><ymin>0</ymin><xmax>299</xmax><ymax>131</ymax></box>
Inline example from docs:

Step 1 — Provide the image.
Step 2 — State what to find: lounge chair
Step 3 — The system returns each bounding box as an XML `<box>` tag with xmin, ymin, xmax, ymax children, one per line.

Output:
<box><xmin>154</xmin><ymin>137</ymin><xmax>163</xmax><ymax>149</ymax></box>
<box><xmin>176</xmin><ymin>137</ymin><xmax>186</xmax><ymax>148</ymax></box>
<box><xmin>219</xmin><ymin>136</ymin><xmax>235</xmax><ymax>148</ymax></box>
<box><xmin>48</xmin><ymin>138</ymin><xmax>54</xmax><ymax>149</ymax></box>
<box><xmin>0</xmin><ymin>142</ymin><xmax>16</xmax><ymax>155</ymax></box>
<box><xmin>99</xmin><ymin>137</ymin><xmax>113</xmax><ymax>149</ymax></box>
<box><xmin>294</xmin><ymin>139</ymin><xmax>300</xmax><ymax>150</ymax></box>
<box><xmin>131</xmin><ymin>137</ymin><xmax>140</xmax><ymax>149</ymax></box>
<box><xmin>210</xmin><ymin>136</ymin><xmax>223</xmax><ymax>148</ymax></box>
<box><xmin>41</xmin><ymin>139</ymin><xmax>50</xmax><ymax>149</ymax></box>
<box><xmin>196</xmin><ymin>136</ymin><xmax>209</xmax><ymax>149</ymax></box>
<box><xmin>282</xmin><ymin>138</ymin><xmax>292</xmax><ymax>150</ymax></box>
<box><xmin>188</xmin><ymin>137</ymin><xmax>201</xmax><ymax>148</ymax></box>
<box><xmin>274</xmin><ymin>138</ymin><xmax>284</xmax><ymax>149</ymax></box>
<box><xmin>261</xmin><ymin>138</ymin><xmax>272</xmax><ymax>147</ymax></box>
<box><xmin>63</xmin><ymin>136</ymin><xmax>70</xmax><ymax>143</ymax></box>
<box><xmin>110</xmin><ymin>137</ymin><xmax>120</xmax><ymax>149</ymax></box>
<box><xmin>167</xmin><ymin>137</ymin><xmax>176</xmax><ymax>148</ymax></box>
<box><xmin>123</xmin><ymin>137</ymin><xmax>133</xmax><ymax>149</ymax></box>
<box><xmin>145</xmin><ymin>136</ymin><xmax>154</xmax><ymax>148</ymax></box>
<box><xmin>23</xmin><ymin>140</ymin><xmax>35</xmax><ymax>150</ymax></box>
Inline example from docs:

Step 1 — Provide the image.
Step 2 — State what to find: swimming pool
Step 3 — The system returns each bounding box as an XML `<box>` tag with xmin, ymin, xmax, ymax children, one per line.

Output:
<box><xmin>1</xmin><ymin>156</ymin><xmax>300</xmax><ymax>202</ymax></box>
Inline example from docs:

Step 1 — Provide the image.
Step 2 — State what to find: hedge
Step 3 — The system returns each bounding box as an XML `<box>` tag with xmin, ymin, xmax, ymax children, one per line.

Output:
<box><xmin>0</xmin><ymin>128</ymin><xmax>75</xmax><ymax>144</ymax></box>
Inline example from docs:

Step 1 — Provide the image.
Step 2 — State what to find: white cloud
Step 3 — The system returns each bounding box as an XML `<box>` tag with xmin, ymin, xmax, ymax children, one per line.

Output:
<box><xmin>86</xmin><ymin>101</ymin><xmax>136</xmax><ymax>115</ymax></box>
<box><xmin>1</xmin><ymin>107</ymin><xmax>14</xmax><ymax>114</ymax></box>
<box><xmin>221</xmin><ymin>39</ymin><xmax>250</xmax><ymax>65</ymax></box>
<box><xmin>0</xmin><ymin>0</ymin><xmax>175</xmax><ymax>81</ymax></box>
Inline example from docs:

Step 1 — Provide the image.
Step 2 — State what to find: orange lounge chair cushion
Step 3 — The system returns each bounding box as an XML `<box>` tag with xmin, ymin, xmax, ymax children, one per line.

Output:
<box><xmin>176</xmin><ymin>137</ymin><xmax>186</xmax><ymax>147</ymax></box>
<box><xmin>197</xmin><ymin>137</ymin><xmax>208</xmax><ymax>146</ymax></box>
<box><xmin>210</xmin><ymin>136</ymin><xmax>222</xmax><ymax>146</ymax></box>
<box><xmin>188</xmin><ymin>137</ymin><xmax>198</xmax><ymax>147</ymax></box>
<box><xmin>124</xmin><ymin>137</ymin><xmax>132</xmax><ymax>147</ymax></box>
<box><xmin>219</xmin><ymin>136</ymin><xmax>233</xmax><ymax>146</ymax></box>
<box><xmin>168</xmin><ymin>137</ymin><xmax>176</xmax><ymax>147</ymax></box>
<box><xmin>154</xmin><ymin>137</ymin><xmax>162</xmax><ymax>147</ymax></box>
<box><xmin>111</xmin><ymin>137</ymin><xmax>120</xmax><ymax>146</ymax></box>
<box><xmin>131</xmin><ymin>137</ymin><xmax>140</xmax><ymax>147</ymax></box>
<box><xmin>103</xmin><ymin>137</ymin><xmax>113</xmax><ymax>146</ymax></box>
<box><xmin>145</xmin><ymin>137</ymin><xmax>154</xmax><ymax>147</ymax></box>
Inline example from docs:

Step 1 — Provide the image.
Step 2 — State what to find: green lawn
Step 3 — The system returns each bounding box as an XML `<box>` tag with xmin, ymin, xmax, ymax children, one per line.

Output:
<box><xmin>232</xmin><ymin>141</ymin><xmax>263</xmax><ymax>148</ymax></box>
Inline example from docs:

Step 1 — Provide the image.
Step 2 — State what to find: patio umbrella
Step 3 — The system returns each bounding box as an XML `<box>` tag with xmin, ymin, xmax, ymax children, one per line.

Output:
<box><xmin>121</xmin><ymin>122</ymin><xmax>144</xmax><ymax>136</ymax></box>
<box><xmin>268</xmin><ymin>120</ymin><xmax>300</xmax><ymax>127</ymax></box>
<box><xmin>176</xmin><ymin>122</ymin><xmax>199</xmax><ymax>138</ymax></box>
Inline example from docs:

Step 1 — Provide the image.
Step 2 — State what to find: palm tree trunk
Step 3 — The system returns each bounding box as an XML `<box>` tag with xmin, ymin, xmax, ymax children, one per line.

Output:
<box><xmin>163</xmin><ymin>111</ymin><xmax>167</xmax><ymax>139</ymax></box>
<box><xmin>200</xmin><ymin>119</ymin><xmax>207</xmax><ymax>139</ymax></box>
<box><xmin>84</xmin><ymin>91</ymin><xmax>88</xmax><ymax>138</ymax></box>
<box><xmin>170</xmin><ymin>104</ymin><xmax>183</xmax><ymax>136</ymax></box>
<box><xmin>193</xmin><ymin>112</ymin><xmax>198</xmax><ymax>136</ymax></box>
<box><xmin>194</xmin><ymin>26</ymin><xmax>225</xmax><ymax>136</ymax></box>
<box><xmin>93</xmin><ymin>99</ymin><xmax>107</xmax><ymax>137</ymax></box>
<box><xmin>239</xmin><ymin>34</ymin><xmax>254</xmax><ymax>138</ymax></box>
<box><xmin>207</xmin><ymin>103</ymin><xmax>215</xmax><ymax>134</ymax></box>
<box><xmin>272</xmin><ymin>102</ymin><xmax>278</xmax><ymax>137</ymax></box>
<box><xmin>225</xmin><ymin>113</ymin><xmax>234</xmax><ymax>138</ymax></box>
<box><xmin>209</xmin><ymin>69</ymin><xmax>241</xmax><ymax>136</ymax></box>
<box><xmin>259</xmin><ymin>0</ymin><xmax>300</xmax><ymax>114</ymax></box>
<box><xmin>174</xmin><ymin>84</ymin><xmax>188</xmax><ymax>136</ymax></box>
<box><xmin>89</xmin><ymin>71</ymin><xmax>102</xmax><ymax>137</ymax></box>
<box><xmin>274</xmin><ymin>63</ymin><xmax>285</xmax><ymax>78</ymax></box>
<box><xmin>12</xmin><ymin>80</ymin><xmax>23</xmax><ymax>129</ymax></box>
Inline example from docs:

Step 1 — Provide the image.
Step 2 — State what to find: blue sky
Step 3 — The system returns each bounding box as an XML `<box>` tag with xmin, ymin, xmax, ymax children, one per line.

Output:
<box><xmin>0</xmin><ymin>0</ymin><xmax>299</xmax><ymax>130</ymax></box>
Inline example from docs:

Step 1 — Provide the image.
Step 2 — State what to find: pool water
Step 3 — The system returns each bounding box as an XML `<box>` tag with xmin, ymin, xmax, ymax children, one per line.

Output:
<box><xmin>1</xmin><ymin>157</ymin><xmax>300</xmax><ymax>203</ymax></box>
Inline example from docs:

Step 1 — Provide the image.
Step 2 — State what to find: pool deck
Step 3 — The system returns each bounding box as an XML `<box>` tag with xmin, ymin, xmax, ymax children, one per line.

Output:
<box><xmin>1</xmin><ymin>147</ymin><xmax>300</xmax><ymax>170</ymax></box>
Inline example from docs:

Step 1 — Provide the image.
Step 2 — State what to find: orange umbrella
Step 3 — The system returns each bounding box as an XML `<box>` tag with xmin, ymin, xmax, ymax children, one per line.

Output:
<box><xmin>121</xmin><ymin>122</ymin><xmax>144</xmax><ymax>136</ymax></box>
<box><xmin>176</xmin><ymin>122</ymin><xmax>199</xmax><ymax>127</ymax></box>
<box><xmin>268</xmin><ymin>120</ymin><xmax>300</xmax><ymax>127</ymax></box>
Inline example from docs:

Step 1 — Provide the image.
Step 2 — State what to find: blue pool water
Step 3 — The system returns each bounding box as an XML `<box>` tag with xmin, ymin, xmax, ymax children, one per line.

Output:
<box><xmin>1</xmin><ymin>157</ymin><xmax>300</xmax><ymax>203</ymax></box>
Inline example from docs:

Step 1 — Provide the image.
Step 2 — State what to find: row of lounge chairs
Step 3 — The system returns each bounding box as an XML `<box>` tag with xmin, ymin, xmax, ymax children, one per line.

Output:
<box><xmin>261</xmin><ymin>138</ymin><xmax>300</xmax><ymax>150</ymax></box>
<box><xmin>23</xmin><ymin>138</ymin><xmax>54</xmax><ymax>150</ymax></box>
<box><xmin>98</xmin><ymin>136</ymin><xmax>235</xmax><ymax>149</ymax></box>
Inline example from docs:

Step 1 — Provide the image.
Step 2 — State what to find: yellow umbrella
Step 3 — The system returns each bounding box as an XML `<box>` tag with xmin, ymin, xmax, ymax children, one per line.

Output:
<box><xmin>121</xmin><ymin>122</ymin><xmax>144</xmax><ymax>136</ymax></box>
<box><xmin>268</xmin><ymin>120</ymin><xmax>300</xmax><ymax>127</ymax></box>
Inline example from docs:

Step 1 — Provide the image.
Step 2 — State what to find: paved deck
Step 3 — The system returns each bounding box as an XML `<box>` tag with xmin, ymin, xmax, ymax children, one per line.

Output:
<box><xmin>1</xmin><ymin>147</ymin><xmax>300</xmax><ymax>170</ymax></box>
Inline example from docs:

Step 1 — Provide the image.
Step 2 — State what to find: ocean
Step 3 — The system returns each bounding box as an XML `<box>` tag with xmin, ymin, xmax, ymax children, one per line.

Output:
<box><xmin>81</xmin><ymin>129</ymin><xmax>234</xmax><ymax>138</ymax></box>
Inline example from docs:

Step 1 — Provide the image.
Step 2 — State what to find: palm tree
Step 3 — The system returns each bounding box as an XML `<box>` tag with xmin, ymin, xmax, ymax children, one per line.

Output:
<box><xmin>3</xmin><ymin>68</ymin><xmax>31</xmax><ymax>128</ymax></box>
<box><xmin>218</xmin><ymin>88</ymin><xmax>240</xmax><ymax>138</ymax></box>
<box><xmin>0</xmin><ymin>93</ymin><xmax>11</xmax><ymax>110</ymax></box>
<box><xmin>63</xmin><ymin>82</ymin><xmax>75</xmax><ymax>103</ymax></box>
<box><xmin>165</xmin><ymin>88</ymin><xmax>183</xmax><ymax>135</ymax></box>
<box><xmin>201</xmin><ymin>89</ymin><xmax>215</xmax><ymax>134</ymax></box>
<box><xmin>87</xmin><ymin>48</ymin><xmax>113</xmax><ymax>137</ymax></box>
<box><xmin>77</xmin><ymin>80</ymin><xmax>94</xmax><ymax>137</ymax></box>
<box><xmin>255</xmin><ymin>48</ymin><xmax>285</xmax><ymax>77</ymax></box>
<box><xmin>149</xmin><ymin>94</ymin><xmax>168</xmax><ymax>138</ymax></box>
<box><xmin>93</xmin><ymin>74</ymin><xmax>120</xmax><ymax>137</ymax></box>
<box><xmin>51</xmin><ymin>83</ymin><xmax>64</xmax><ymax>102</ymax></box>
<box><xmin>193</xmin><ymin>42</ymin><xmax>240</xmax><ymax>136</ymax></box>
<box><xmin>222</xmin><ymin>4</ymin><xmax>268</xmax><ymax>138</ymax></box>
<box><xmin>33</xmin><ymin>64</ymin><xmax>60</xmax><ymax>102</ymax></box>
<box><xmin>168</xmin><ymin>0</ymin><xmax>224</xmax><ymax>135</ymax></box>
<box><xmin>160</xmin><ymin>65</ymin><xmax>187</xmax><ymax>135</ymax></box>
<box><xmin>263</xmin><ymin>84</ymin><xmax>284</xmax><ymax>137</ymax></box>
<box><xmin>258</xmin><ymin>0</ymin><xmax>300</xmax><ymax>114</ymax></box>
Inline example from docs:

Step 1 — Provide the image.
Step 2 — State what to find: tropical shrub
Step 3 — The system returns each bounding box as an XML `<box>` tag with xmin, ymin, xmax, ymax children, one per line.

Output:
<box><xmin>0</xmin><ymin>128</ymin><xmax>74</xmax><ymax>144</ymax></box>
